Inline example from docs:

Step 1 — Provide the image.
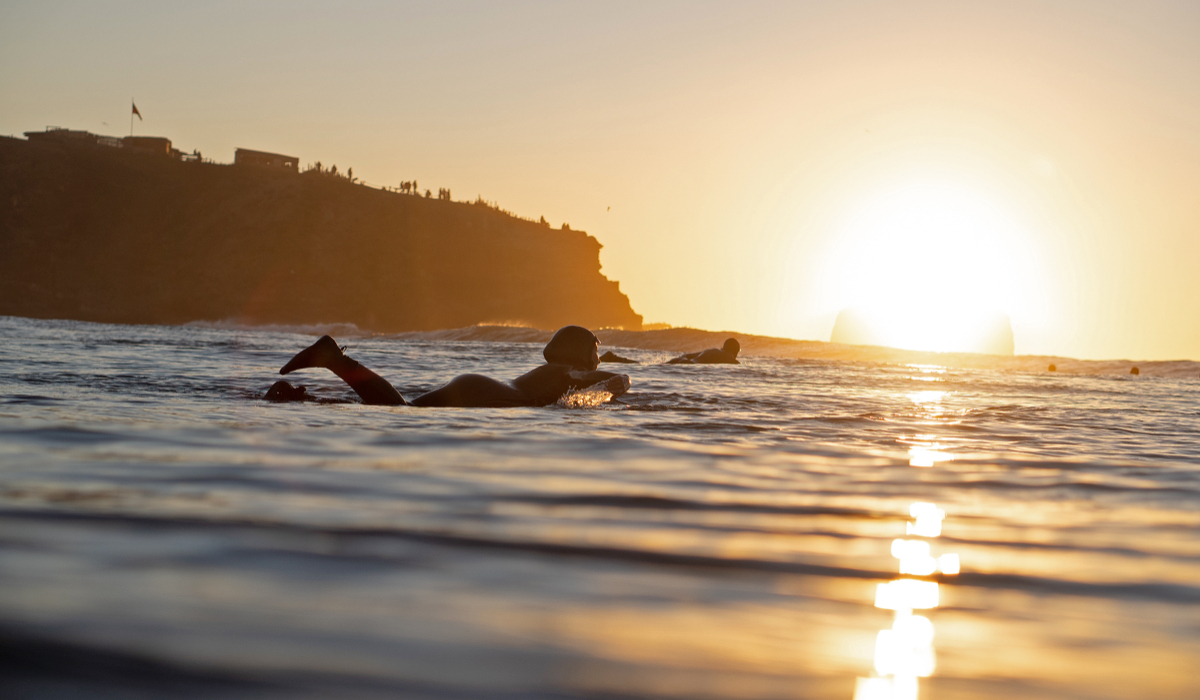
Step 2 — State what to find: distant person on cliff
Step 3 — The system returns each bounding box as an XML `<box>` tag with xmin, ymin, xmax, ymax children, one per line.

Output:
<box><xmin>666</xmin><ymin>338</ymin><xmax>741</xmax><ymax>365</ymax></box>
<box><xmin>264</xmin><ymin>325</ymin><xmax>630</xmax><ymax>407</ymax></box>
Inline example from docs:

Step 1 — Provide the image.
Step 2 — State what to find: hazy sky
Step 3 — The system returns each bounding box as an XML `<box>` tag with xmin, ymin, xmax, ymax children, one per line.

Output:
<box><xmin>3</xmin><ymin>1</ymin><xmax>1198</xmax><ymax>360</ymax></box>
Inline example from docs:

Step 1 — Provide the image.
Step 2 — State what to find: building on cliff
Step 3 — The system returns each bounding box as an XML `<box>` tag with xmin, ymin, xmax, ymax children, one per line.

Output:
<box><xmin>235</xmin><ymin>148</ymin><xmax>299</xmax><ymax>170</ymax></box>
<box><xmin>23</xmin><ymin>127</ymin><xmax>185</xmax><ymax>160</ymax></box>
<box><xmin>25</xmin><ymin>126</ymin><xmax>122</xmax><ymax>149</ymax></box>
<box><xmin>123</xmin><ymin>136</ymin><xmax>174</xmax><ymax>157</ymax></box>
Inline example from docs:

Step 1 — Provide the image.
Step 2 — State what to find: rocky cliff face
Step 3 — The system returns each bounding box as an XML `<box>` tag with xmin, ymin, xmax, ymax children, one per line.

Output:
<box><xmin>0</xmin><ymin>137</ymin><xmax>642</xmax><ymax>332</ymax></box>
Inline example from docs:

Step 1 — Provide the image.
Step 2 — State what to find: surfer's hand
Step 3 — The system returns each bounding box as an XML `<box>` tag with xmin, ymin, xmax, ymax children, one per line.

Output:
<box><xmin>603</xmin><ymin>374</ymin><xmax>630</xmax><ymax>399</ymax></box>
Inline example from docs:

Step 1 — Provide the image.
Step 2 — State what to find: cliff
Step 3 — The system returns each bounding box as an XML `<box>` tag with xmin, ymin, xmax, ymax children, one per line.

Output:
<box><xmin>0</xmin><ymin>136</ymin><xmax>642</xmax><ymax>332</ymax></box>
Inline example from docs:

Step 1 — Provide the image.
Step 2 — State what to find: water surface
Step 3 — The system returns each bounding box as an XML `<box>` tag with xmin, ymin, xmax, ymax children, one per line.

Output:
<box><xmin>1</xmin><ymin>315</ymin><xmax>1198</xmax><ymax>699</ymax></box>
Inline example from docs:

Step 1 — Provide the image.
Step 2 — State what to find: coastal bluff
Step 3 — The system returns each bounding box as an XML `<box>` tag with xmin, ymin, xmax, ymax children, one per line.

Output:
<box><xmin>0</xmin><ymin>136</ymin><xmax>642</xmax><ymax>332</ymax></box>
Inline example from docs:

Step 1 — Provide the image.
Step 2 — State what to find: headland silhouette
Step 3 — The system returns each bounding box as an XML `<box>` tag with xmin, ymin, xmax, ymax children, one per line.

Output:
<box><xmin>0</xmin><ymin>129</ymin><xmax>641</xmax><ymax>333</ymax></box>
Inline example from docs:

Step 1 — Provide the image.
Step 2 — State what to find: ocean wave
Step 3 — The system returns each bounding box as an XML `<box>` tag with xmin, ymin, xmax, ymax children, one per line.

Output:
<box><xmin>185</xmin><ymin>318</ymin><xmax>370</xmax><ymax>338</ymax></box>
<box><xmin>5</xmin><ymin>507</ymin><xmax>1198</xmax><ymax>606</ymax></box>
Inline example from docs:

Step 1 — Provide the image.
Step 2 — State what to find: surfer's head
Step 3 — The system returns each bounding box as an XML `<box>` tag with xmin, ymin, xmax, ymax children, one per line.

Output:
<box><xmin>544</xmin><ymin>325</ymin><xmax>600</xmax><ymax>370</ymax></box>
<box><xmin>722</xmin><ymin>338</ymin><xmax>740</xmax><ymax>358</ymax></box>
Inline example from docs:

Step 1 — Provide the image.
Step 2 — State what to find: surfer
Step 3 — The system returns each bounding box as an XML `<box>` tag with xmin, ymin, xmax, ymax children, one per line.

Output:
<box><xmin>266</xmin><ymin>325</ymin><xmax>630</xmax><ymax>407</ymax></box>
<box><xmin>667</xmin><ymin>338</ymin><xmax>741</xmax><ymax>365</ymax></box>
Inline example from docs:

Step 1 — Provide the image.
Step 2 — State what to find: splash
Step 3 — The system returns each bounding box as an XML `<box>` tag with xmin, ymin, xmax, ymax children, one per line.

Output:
<box><xmin>556</xmin><ymin>387</ymin><xmax>614</xmax><ymax>409</ymax></box>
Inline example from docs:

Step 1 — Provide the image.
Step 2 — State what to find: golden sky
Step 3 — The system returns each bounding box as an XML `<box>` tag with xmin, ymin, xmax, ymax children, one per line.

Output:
<box><xmin>3</xmin><ymin>1</ymin><xmax>1198</xmax><ymax>360</ymax></box>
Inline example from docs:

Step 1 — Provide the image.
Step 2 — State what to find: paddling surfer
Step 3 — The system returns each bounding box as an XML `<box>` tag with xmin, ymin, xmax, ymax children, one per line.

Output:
<box><xmin>667</xmin><ymin>338</ymin><xmax>741</xmax><ymax>365</ymax></box>
<box><xmin>266</xmin><ymin>325</ymin><xmax>630</xmax><ymax>407</ymax></box>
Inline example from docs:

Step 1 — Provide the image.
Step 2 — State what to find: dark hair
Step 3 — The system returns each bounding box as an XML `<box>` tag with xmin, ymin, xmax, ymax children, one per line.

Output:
<box><xmin>722</xmin><ymin>338</ymin><xmax>740</xmax><ymax>357</ymax></box>
<box><xmin>544</xmin><ymin>325</ymin><xmax>599</xmax><ymax>368</ymax></box>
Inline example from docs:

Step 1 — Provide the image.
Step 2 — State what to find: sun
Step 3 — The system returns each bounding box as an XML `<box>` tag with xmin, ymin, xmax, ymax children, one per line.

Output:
<box><xmin>816</xmin><ymin>180</ymin><xmax>1046</xmax><ymax>354</ymax></box>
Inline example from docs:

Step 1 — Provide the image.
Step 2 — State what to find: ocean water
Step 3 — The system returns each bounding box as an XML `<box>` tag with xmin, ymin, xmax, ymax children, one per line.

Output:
<box><xmin>1</xmin><ymin>314</ymin><xmax>1198</xmax><ymax>700</ymax></box>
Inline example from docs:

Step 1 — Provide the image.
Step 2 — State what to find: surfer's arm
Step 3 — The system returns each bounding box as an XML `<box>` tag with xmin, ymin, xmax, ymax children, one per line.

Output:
<box><xmin>569</xmin><ymin>370</ymin><xmax>631</xmax><ymax>399</ymax></box>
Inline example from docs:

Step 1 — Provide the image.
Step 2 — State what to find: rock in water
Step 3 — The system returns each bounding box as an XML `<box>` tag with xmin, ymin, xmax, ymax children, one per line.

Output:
<box><xmin>599</xmin><ymin>351</ymin><xmax>638</xmax><ymax>363</ymax></box>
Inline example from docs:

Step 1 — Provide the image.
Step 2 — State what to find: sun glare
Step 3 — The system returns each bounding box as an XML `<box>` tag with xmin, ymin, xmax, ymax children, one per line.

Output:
<box><xmin>818</xmin><ymin>181</ymin><xmax>1046</xmax><ymax>354</ymax></box>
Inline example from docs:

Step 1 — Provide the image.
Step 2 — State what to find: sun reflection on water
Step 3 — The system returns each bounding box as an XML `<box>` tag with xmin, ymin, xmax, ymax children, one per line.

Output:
<box><xmin>905</xmin><ymin>441</ymin><xmax>954</xmax><ymax>468</ymax></box>
<box><xmin>901</xmin><ymin>386</ymin><xmax>958</xmax><ymax>467</ymax></box>
<box><xmin>854</xmin><ymin>502</ymin><xmax>959</xmax><ymax>700</ymax></box>
<box><xmin>907</xmin><ymin>365</ymin><xmax>947</xmax><ymax>378</ymax></box>
<box><xmin>907</xmin><ymin>390</ymin><xmax>947</xmax><ymax>405</ymax></box>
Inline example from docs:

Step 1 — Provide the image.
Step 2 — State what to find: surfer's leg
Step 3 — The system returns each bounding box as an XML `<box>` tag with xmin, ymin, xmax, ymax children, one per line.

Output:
<box><xmin>280</xmin><ymin>336</ymin><xmax>407</xmax><ymax>406</ymax></box>
<box><xmin>410</xmin><ymin>374</ymin><xmax>527</xmax><ymax>407</ymax></box>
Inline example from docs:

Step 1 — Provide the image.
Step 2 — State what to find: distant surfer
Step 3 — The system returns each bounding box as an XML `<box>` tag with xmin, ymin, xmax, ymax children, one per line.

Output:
<box><xmin>265</xmin><ymin>325</ymin><xmax>630</xmax><ymax>407</ymax></box>
<box><xmin>667</xmin><ymin>338</ymin><xmax>741</xmax><ymax>365</ymax></box>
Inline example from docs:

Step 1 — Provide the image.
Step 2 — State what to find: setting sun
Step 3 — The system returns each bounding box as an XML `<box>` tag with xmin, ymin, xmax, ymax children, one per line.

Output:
<box><xmin>820</xmin><ymin>180</ymin><xmax>1049</xmax><ymax>354</ymax></box>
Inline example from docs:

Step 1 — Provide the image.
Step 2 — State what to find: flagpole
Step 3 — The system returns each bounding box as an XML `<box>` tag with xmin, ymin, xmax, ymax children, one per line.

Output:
<box><xmin>130</xmin><ymin>98</ymin><xmax>134</xmax><ymax>136</ymax></box>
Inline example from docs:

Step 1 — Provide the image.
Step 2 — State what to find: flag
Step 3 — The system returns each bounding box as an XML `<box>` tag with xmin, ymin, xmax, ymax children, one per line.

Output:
<box><xmin>132</xmin><ymin>102</ymin><xmax>142</xmax><ymax>121</ymax></box>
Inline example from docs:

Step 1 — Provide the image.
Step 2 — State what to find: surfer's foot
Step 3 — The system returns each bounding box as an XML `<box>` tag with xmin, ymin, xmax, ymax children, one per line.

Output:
<box><xmin>280</xmin><ymin>335</ymin><xmax>344</xmax><ymax>375</ymax></box>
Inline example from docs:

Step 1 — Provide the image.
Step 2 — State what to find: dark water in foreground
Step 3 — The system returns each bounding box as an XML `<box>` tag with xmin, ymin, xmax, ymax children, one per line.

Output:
<box><xmin>1</xmin><ymin>315</ymin><xmax>1198</xmax><ymax>699</ymax></box>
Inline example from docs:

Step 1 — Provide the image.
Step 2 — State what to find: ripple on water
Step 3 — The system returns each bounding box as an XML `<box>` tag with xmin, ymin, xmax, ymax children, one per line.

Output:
<box><xmin>0</xmin><ymin>315</ymin><xmax>1198</xmax><ymax>699</ymax></box>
